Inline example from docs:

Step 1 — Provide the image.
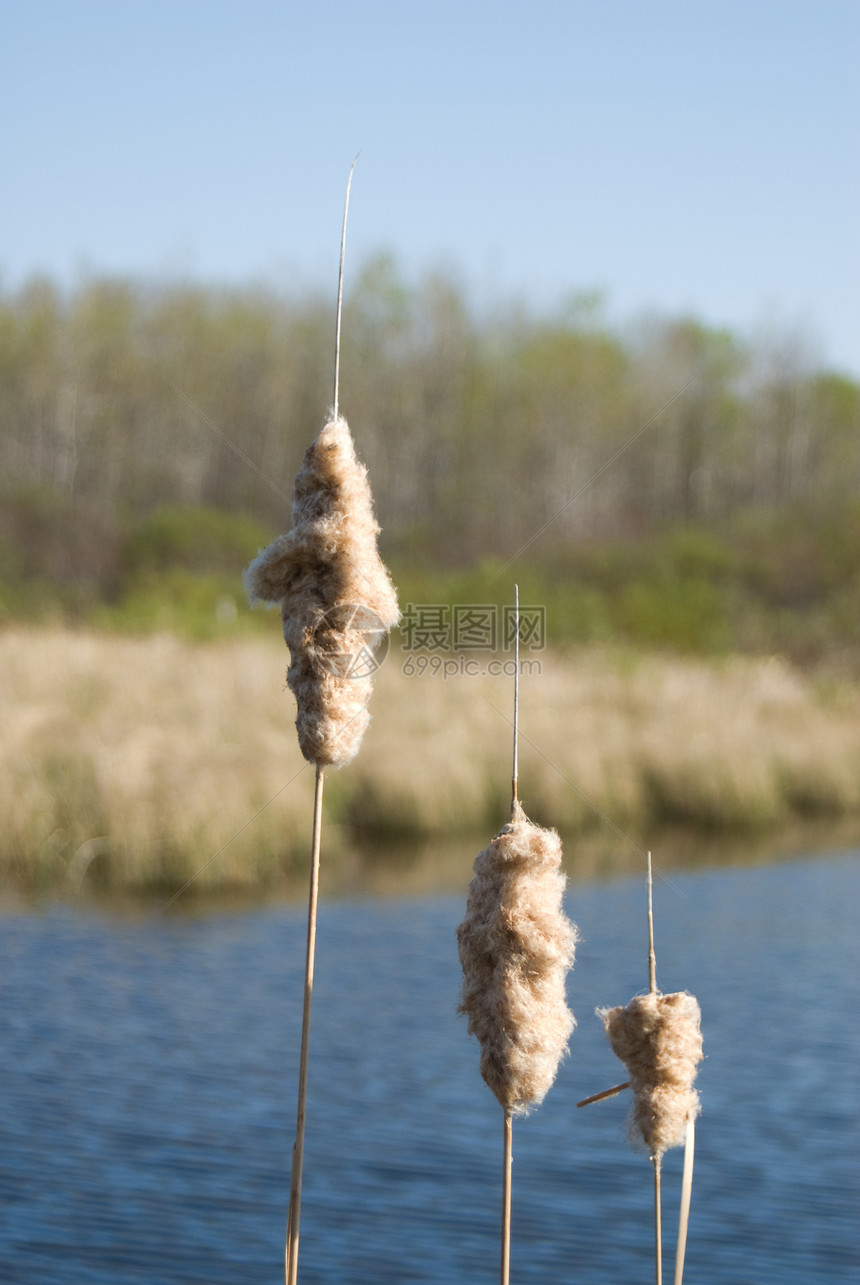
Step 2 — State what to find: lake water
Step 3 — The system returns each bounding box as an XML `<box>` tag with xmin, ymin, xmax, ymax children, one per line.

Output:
<box><xmin>1</xmin><ymin>849</ymin><xmax>857</xmax><ymax>1283</ymax></box>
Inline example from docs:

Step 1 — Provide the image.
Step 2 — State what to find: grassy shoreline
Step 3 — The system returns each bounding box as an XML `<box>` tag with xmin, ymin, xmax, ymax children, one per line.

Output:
<box><xmin>2</xmin><ymin>626</ymin><xmax>860</xmax><ymax>897</ymax></box>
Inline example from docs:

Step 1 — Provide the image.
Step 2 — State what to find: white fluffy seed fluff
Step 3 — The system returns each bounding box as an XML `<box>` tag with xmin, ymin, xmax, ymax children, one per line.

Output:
<box><xmin>244</xmin><ymin>416</ymin><xmax>399</xmax><ymax>768</ymax></box>
<box><xmin>599</xmin><ymin>990</ymin><xmax>703</xmax><ymax>1157</ymax></box>
<box><xmin>456</xmin><ymin>802</ymin><xmax>578</xmax><ymax>1116</ymax></box>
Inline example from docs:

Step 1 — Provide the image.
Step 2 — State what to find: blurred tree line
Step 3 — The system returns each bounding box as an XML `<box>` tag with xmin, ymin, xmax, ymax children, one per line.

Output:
<box><xmin>1</xmin><ymin>257</ymin><xmax>858</xmax><ymax>659</ymax></box>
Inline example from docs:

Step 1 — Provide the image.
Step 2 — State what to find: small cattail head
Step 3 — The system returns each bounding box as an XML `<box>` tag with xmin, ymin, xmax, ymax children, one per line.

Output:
<box><xmin>457</xmin><ymin>802</ymin><xmax>578</xmax><ymax>1116</ymax></box>
<box><xmin>599</xmin><ymin>990</ymin><xmax>703</xmax><ymax>1156</ymax></box>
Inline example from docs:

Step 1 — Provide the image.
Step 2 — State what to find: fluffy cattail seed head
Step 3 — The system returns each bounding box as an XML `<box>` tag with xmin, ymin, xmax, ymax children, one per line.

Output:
<box><xmin>244</xmin><ymin>417</ymin><xmax>399</xmax><ymax>767</ymax></box>
<box><xmin>456</xmin><ymin>802</ymin><xmax>578</xmax><ymax>1116</ymax></box>
<box><xmin>599</xmin><ymin>990</ymin><xmax>703</xmax><ymax>1156</ymax></box>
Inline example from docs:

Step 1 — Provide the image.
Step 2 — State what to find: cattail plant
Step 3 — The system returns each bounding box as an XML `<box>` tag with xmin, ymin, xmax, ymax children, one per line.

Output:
<box><xmin>580</xmin><ymin>854</ymin><xmax>703</xmax><ymax>1285</ymax></box>
<box><xmin>457</xmin><ymin>589</ymin><xmax>577</xmax><ymax>1284</ymax></box>
<box><xmin>244</xmin><ymin>162</ymin><xmax>399</xmax><ymax>1285</ymax></box>
<box><xmin>245</xmin><ymin>414</ymin><xmax>399</xmax><ymax>767</ymax></box>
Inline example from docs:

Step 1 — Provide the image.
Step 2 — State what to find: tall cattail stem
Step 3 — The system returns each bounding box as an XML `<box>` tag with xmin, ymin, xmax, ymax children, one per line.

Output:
<box><xmin>598</xmin><ymin>852</ymin><xmax>702</xmax><ymax>1285</ymax></box>
<box><xmin>501</xmin><ymin>1111</ymin><xmax>513</xmax><ymax>1285</ymax></box>
<box><xmin>458</xmin><ymin>591</ymin><xmax>576</xmax><ymax>1284</ymax></box>
<box><xmin>333</xmin><ymin>156</ymin><xmax>358</xmax><ymax>421</ymax></box>
<box><xmin>647</xmin><ymin>850</ymin><xmax>657</xmax><ymax>995</ymax></box>
<box><xmin>286</xmin><ymin>763</ymin><xmax>325</xmax><ymax>1285</ymax></box>
<box><xmin>511</xmin><ymin>585</ymin><xmax>519</xmax><ymax>817</ymax></box>
<box><xmin>248</xmin><ymin>162</ymin><xmax>397</xmax><ymax>1285</ymax></box>
<box><xmin>653</xmin><ymin>1154</ymin><xmax>663</xmax><ymax>1285</ymax></box>
<box><xmin>648</xmin><ymin>852</ymin><xmax>661</xmax><ymax>1285</ymax></box>
<box><xmin>673</xmin><ymin>1116</ymin><xmax>696</xmax><ymax>1285</ymax></box>
<box><xmin>285</xmin><ymin>1196</ymin><xmax>293</xmax><ymax>1281</ymax></box>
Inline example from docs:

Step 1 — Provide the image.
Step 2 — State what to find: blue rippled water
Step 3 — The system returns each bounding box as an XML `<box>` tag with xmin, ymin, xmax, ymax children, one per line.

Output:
<box><xmin>1</xmin><ymin>850</ymin><xmax>858</xmax><ymax>1283</ymax></box>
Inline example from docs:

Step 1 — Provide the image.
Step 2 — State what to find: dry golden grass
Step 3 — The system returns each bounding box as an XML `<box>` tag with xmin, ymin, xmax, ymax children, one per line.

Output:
<box><xmin>0</xmin><ymin>628</ymin><xmax>317</xmax><ymax>894</ymax></box>
<box><xmin>2</xmin><ymin>627</ymin><xmax>859</xmax><ymax>895</ymax></box>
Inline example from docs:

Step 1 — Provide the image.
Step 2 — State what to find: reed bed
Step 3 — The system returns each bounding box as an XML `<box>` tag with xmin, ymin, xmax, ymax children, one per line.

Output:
<box><xmin>2</xmin><ymin>628</ymin><xmax>860</xmax><ymax>894</ymax></box>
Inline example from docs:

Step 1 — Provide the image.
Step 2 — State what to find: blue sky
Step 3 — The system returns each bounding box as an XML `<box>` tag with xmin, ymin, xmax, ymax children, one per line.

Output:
<box><xmin>3</xmin><ymin>1</ymin><xmax>858</xmax><ymax>373</ymax></box>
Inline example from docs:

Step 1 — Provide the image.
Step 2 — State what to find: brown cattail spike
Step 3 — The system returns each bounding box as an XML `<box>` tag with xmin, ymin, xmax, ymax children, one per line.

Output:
<box><xmin>599</xmin><ymin>990</ymin><xmax>703</xmax><ymax>1158</ymax></box>
<box><xmin>457</xmin><ymin>802</ymin><xmax>578</xmax><ymax>1116</ymax></box>
<box><xmin>245</xmin><ymin>416</ymin><xmax>399</xmax><ymax>768</ymax></box>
